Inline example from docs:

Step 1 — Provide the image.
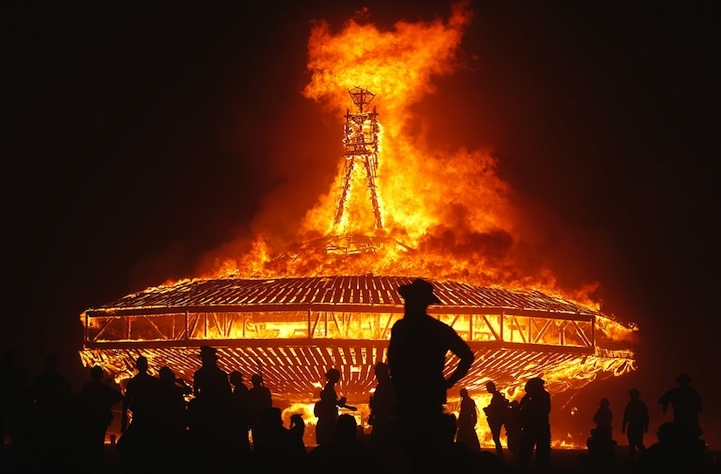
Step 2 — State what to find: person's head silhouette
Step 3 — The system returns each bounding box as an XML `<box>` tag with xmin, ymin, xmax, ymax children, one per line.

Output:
<box><xmin>199</xmin><ymin>345</ymin><xmax>218</xmax><ymax>364</ymax></box>
<box><xmin>44</xmin><ymin>353</ymin><xmax>59</xmax><ymax>371</ymax></box>
<box><xmin>374</xmin><ymin>362</ymin><xmax>390</xmax><ymax>380</ymax></box>
<box><xmin>335</xmin><ymin>413</ymin><xmax>358</xmax><ymax>444</ymax></box>
<box><xmin>398</xmin><ymin>278</ymin><xmax>442</xmax><ymax>314</ymax></box>
<box><xmin>159</xmin><ymin>366</ymin><xmax>175</xmax><ymax>383</ymax></box>
<box><xmin>525</xmin><ymin>377</ymin><xmax>545</xmax><ymax>395</ymax></box>
<box><xmin>230</xmin><ymin>370</ymin><xmax>244</xmax><ymax>387</ymax></box>
<box><xmin>91</xmin><ymin>365</ymin><xmax>104</xmax><ymax>382</ymax></box>
<box><xmin>325</xmin><ymin>368</ymin><xmax>341</xmax><ymax>384</ymax></box>
<box><xmin>676</xmin><ymin>373</ymin><xmax>691</xmax><ymax>387</ymax></box>
<box><xmin>136</xmin><ymin>355</ymin><xmax>148</xmax><ymax>373</ymax></box>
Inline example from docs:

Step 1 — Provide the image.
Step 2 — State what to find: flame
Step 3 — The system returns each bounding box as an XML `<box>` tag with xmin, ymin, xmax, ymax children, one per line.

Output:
<box><xmin>80</xmin><ymin>2</ymin><xmax>640</xmax><ymax>450</ymax></box>
<box><xmin>166</xmin><ymin>0</ymin><xmax>609</xmax><ymax>313</ymax></box>
<box><xmin>299</xmin><ymin>2</ymin><xmax>511</xmax><ymax>255</ymax></box>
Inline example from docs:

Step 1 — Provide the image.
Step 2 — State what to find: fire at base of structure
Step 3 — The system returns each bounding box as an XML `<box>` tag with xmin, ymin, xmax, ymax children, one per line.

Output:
<box><xmin>80</xmin><ymin>275</ymin><xmax>636</xmax><ymax>405</ymax></box>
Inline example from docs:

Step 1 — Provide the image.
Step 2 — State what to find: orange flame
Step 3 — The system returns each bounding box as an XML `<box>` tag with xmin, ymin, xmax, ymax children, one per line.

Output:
<box><xmin>299</xmin><ymin>2</ymin><xmax>519</xmax><ymax>271</ymax></box>
<box><xmin>179</xmin><ymin>2</ymin><xmax>611</xmax><ymax>311</ymax></box>
<box><xmin>83</xmin><ymin>5</ymin><xmax>639</xmax><ymax>448</ymax></box>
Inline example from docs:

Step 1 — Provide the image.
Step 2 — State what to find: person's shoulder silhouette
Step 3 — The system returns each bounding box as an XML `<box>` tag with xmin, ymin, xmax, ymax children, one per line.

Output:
<box><xmin>194</xmin><ymin>345</ymin><xmax>231</xmax><ymax>400</ymax></box>
<box><xmin>388</xmin><ymin>278</ymin><xmax>474</xmax><ymax>409</ymax></box>
<box><xmin>659</xmin><ymin>372</ymin><xmax>703</xmax><ymax>441</ymax></box>
<box><xmin>32</xmin><ymin>353</ymin><xmax>72</xmax><ymax>410</ymax></box>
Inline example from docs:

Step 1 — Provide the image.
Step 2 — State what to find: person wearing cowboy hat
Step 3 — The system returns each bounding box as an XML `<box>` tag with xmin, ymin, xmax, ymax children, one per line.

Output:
<box><xmin>622</xmin><ymin>388</ymin><xmax>649</xmax><ymax>459</ymax></box>
<box><xmin>658</xmin><ymin>373</ymin><xmax>703</xmax><ymax>442</ymax></box>
<box><xmin>387</xmin><ymin>278</ymin><xmax>474</xmax><ymax>467</ymax></box>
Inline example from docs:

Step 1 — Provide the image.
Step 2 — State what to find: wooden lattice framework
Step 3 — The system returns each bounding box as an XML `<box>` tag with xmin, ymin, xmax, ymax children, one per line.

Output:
<box><xmin>80</xmin><ymin>276</ymin><xmax>635</xmax><ymax>404</ymax></box>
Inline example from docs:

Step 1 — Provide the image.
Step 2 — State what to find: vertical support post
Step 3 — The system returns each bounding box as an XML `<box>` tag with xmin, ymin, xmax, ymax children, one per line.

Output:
<box><xmin>308</xmin><ymin>305</ymin><xmax>312</xmax><ymax>340</ymax></box>
<box><xmin>500</xmin><ymin>311</ymin><xmax>505</xmax><ymax>344</ymax></box>
<box><xmin>528</xmin><ymin>316</ymin><xmax>532</xmax><ymax>343</ymax></box>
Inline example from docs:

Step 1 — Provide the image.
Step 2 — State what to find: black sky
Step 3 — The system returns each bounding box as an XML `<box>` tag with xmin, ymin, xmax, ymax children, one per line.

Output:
<box><xmin>4</xmin><ymin>1</ymin><xmax>719</xmax><ymax>446</ymax></box>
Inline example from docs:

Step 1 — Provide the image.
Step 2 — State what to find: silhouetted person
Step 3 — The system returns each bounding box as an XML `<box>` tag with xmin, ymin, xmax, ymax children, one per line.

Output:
<box><xmin>78</xmin><ymin>365</ymin><xmax>124</xmax><ymax>470</ymax></box>
<box><xmin>0</xmin><ymin>349</ymin><xmax>21</xmax><ymax>447</ymax></box>
<box><xmin>249</xmin><ymin>406</ymin><xmax>298</xmax><ymax>470</ymax></box>
<box><xmin>288</xmin><ymin>413</ymin><xmax>307</xmax><ymax>464</ymax></box>
<box><xmin>119</xmin><ymin>355</ymin><xmax>160</xmax><ymax>463</ymax></box>
<box><xmin>440</xmin><ymin>411</ymin><xmax>505</xmax><ymax>473</ymax></box>
<box><xmin>635</xmin><ymin>421</ymin><xmax>710</xmax><ymax>474</ymax></box>
<box><xmin>622</xmin><ymin>388</ymin><xmax>648</xmax><ymax>460</ymax></box>
<box><xmin>584</xmin><ymin>398</ymin><xmax>616</xmax><ymax>471</ymax></box>
<box><xmin>518</xmin><ymin>377</ymin><xmax>551</xmax><ymax>472</ymax></box>
<box><xmin>593</xmin><ymin>398</ymin><xmax>613</xmax><ymax>439</ymax></box>
<box><xmin>156</xmin><ymin>366</ymin><xmax>190</xmax><ymax>448</ymax></box>
<box><xmin>247</xmin><ymin>372</ymin><xmax>272</xmax><ymax>451</ymax></box>
<box><xmin>367</xmin><ymin>361</ymin><xmax>397</xmax><ymax>456</ymax></box>
<box><xmin>1</xmin><ymin>350</ymin><xmax>32</xmax><ymax>469</ymax></box>
<box><xmin>436</xmin><ymin>412</ymin><xmax>471</xmax><ymax>471</ymax></box>
<box><xmin>387</xmin><ymin>278</ymin><xmax>474</xmax><ymax>467</ymax></box>
<box><xmin>505</xmin><ymin>399</ymin><xmax>522</xmax><ymax>460</ymax></box>
<box><xmin>31</xmin><ymin>352</ymin><xmax>72</xmax><ymax>418</ymax></box>
<box><xmin>314</xmin><ymin>368</ymin><xmax>347</xmax><ymax>447</ymax></box>
<box><xmin>193</xmin><ymin>346</ymin><xmax>232</xmax><ymax>401</ymax></box>
<box><xmin>307</xmin><ymin>413</ymin><xmax>374</xmax><ymax>473</ymax></box>
<box><xmin>229</xmin><ymin>370</ymin><xmax>251</xmax><ymax>456</ymax></box>
<box><xmin>31</xmin><ymin>352</ymin><xmax>73</xmax><ymax>468</ymax></box>
<box><xmin>483</xmin><ymin>380</ymin><xmax>510</xmax><ymax>459</ymax></box>
<box><xmin>189</xmin><ymin>345</ymin><xmax>233</xmax><ymax>467</ymax></box>
<box><xmin>456</xmin><ymin>387</ymin><xmax>481</xmax><ymax>452</ymax></box>
<box><xmin>658</xmin><ymin>373</ymin><xmax>703</xmax><ymax>443</ymax></box>
<box><xmin>1</xmin><ymin>350</ymin><xmax>26</xmax><ymax>443</ymax></box>
<box><xmin>121</xmin><ymin>355</ymin><xmax>158</xmax><ymax>431</ymax></box>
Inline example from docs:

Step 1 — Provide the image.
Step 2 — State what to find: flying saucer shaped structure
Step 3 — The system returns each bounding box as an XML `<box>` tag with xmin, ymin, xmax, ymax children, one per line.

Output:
<box><xmin>79</xmin><ymin>87</ymin><xmax>637</xmax><ymax>413</ymax></box>
<box><xmin>79</xmin><ymin>274</ymin><xmax>636</xmax><ymax>405</ymax></box>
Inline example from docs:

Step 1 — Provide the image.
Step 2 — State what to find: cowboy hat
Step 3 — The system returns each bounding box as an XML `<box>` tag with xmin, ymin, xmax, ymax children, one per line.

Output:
<box><xmin>398</xmin><ymin>278</ymin><xmax>442</xmax><ymax>304</ymax></box>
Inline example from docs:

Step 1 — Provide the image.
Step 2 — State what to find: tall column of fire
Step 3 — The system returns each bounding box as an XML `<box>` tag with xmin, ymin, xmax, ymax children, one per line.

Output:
<box><xmin>333</xmin><ymin>87</ymin><xmax>383</xmax><ymax>229</ymax></box>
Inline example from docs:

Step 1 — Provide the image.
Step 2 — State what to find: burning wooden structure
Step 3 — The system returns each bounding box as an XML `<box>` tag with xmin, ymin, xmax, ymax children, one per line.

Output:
<box><xmin>335</xmin><ymin>87</ymin><xmax>383</xmax><ymax>228</ymax></box>
<box><xmin>80</xmin><ymin>274</ymin><xmax>636</xmax><ymax>406</ymax></box>
<box><xmin>79</xmin><ymin>85</ymin><xmax>637</xmax><ymax>412</ymax></box>
<box><xmin>79</xmin><ymin>8</ymin><xmax>642</xmax><ymax>445</ymax></box>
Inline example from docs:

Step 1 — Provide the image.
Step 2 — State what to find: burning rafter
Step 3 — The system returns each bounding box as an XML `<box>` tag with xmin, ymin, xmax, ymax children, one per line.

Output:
<box><xmin>80</xmin><ymin>275</ymin><xmax>636</xmax><ymax>405</ymax></box>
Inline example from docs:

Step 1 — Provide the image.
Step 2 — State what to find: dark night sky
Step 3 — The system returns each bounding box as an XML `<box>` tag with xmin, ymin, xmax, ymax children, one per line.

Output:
<box><xmin>4</xmin><ymin>1</ymin><xmax>719</xmax><ymax>446</ymax></box>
